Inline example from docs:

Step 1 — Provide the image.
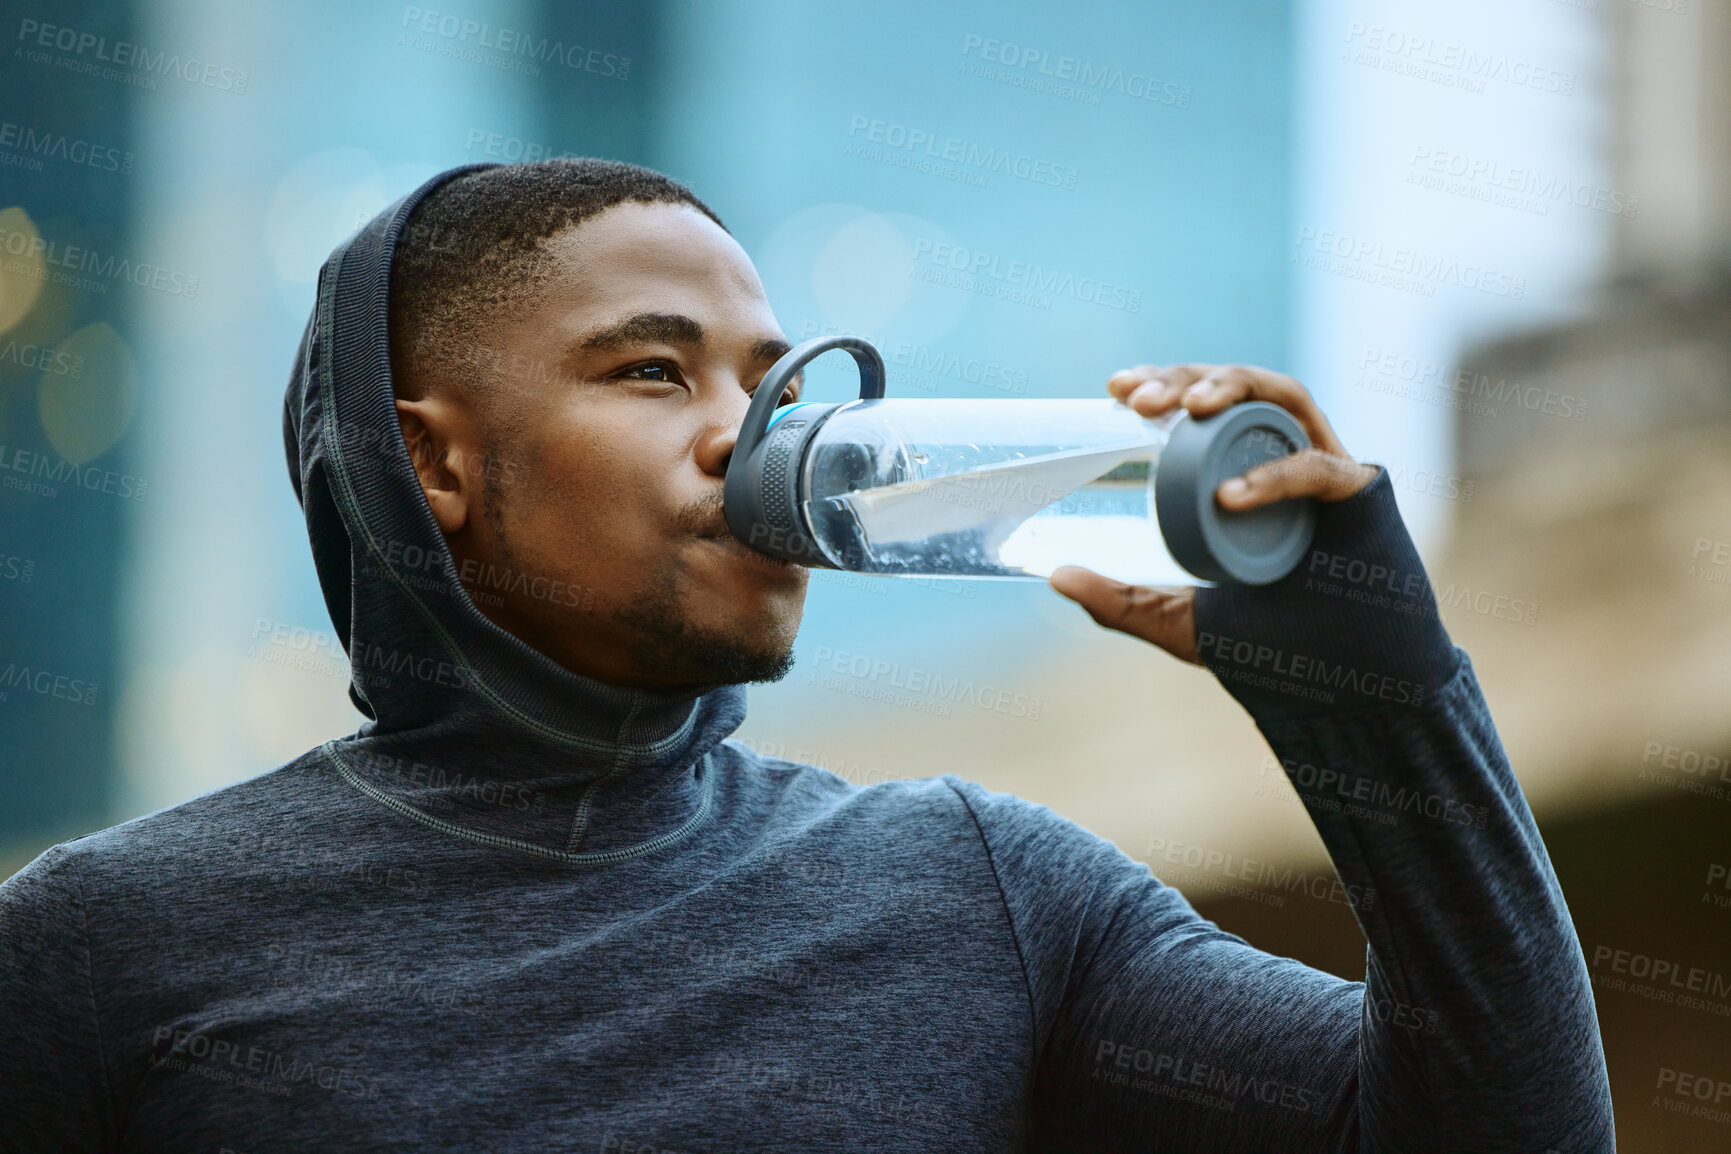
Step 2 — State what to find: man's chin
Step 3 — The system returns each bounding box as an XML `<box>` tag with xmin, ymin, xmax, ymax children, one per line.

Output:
<box><xmin>684</xmin><ymin>651</ymin><xmax>796</xmax><ymax>695</ymax></box>
<box><xmin>653</xmin><ymin>639</ymin><xmax>796</xmax><ymax>693</ymax></box>
<box><xmin>614</xmin><ymin>600</ymin><xmax>800</xmax><ymax>691</ymax></box>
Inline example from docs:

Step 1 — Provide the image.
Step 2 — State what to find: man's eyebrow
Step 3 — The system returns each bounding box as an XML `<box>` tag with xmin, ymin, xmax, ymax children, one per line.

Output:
<box><xmin>750</xmin><ymin>337</ymin><xmax>793</xmax><ymax>364</ymax></box>
<box><xmin>571</xmin><ymin>317</ymin><xmax>791</xmax><ymax>368</ymax></box>
<box><xmin>576</xmin><ymin>313</ymin><xmax>705</xmax><ymax>353</ymax></box>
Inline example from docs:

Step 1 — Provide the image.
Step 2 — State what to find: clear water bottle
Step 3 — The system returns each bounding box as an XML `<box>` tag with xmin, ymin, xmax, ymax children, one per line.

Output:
<box><xmin>724</xmin><ymin>336</ymin><xmax>1318</xmax><ymax>586</ymax></box>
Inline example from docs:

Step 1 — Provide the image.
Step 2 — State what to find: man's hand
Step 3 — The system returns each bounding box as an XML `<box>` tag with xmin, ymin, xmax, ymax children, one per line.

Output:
<box><xmin>1049</xmin><ymin>363</ymin><xmax>1379</xmax><ymax>665</ymax></box>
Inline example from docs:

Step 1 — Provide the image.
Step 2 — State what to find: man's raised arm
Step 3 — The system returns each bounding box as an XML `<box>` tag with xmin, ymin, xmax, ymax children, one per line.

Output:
<box><xmin>971</xmin><ymin>363</ymin><xmax>1616</xmax><ymax>1150</ymax></box>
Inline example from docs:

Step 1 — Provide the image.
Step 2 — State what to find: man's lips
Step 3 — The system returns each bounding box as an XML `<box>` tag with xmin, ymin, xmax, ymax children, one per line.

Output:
<box><xmin>698</xmin><ymin>530</ymin><xmax>802</xmax><ymax>573</ymax></box>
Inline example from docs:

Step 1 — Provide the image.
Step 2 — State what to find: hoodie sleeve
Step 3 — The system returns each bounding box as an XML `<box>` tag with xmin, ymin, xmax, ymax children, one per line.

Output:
<box><xmin>950</xmin><ymin>469</ymin><xmax>1614</xmax><ymax>1152</ymax></box>
<box><xmin>0</xmin><ymin>843</ymin><xmax>117</xmax><ymax>1151</ymax></box>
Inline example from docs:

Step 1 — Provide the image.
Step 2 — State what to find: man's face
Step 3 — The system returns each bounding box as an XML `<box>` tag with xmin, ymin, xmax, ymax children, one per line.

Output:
<box><xmin>410</xmin><ymin>201</ymin><xmax>809</xmax><ymax>692</ymax></box>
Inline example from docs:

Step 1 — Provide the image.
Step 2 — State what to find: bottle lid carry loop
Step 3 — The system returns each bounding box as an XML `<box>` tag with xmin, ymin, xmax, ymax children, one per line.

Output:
<box><xmin>723</xmin><ymin>336</ymin><xmax>883</xmax><ymax>570</ymax></box>
<box><xmin>722</xmin><ymin>335</ymin><xmax>1316</xmax><ymax>584</ymax></box>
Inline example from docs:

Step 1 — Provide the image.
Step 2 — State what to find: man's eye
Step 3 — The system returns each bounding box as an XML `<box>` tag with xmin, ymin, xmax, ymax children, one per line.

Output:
<box><xmin>748</xmin><ymin>386</ymin><xmax>798</xmax><ymax>407</ymax></box>
<box><xmin>754</xmin><ymin>372</ymin><xmax>800</xmax><ymax>405</ymax></box>
<box><xmin>620</xmin><ymin>361</ymin><xmax>679</xmax><ymax>384</ymax></box>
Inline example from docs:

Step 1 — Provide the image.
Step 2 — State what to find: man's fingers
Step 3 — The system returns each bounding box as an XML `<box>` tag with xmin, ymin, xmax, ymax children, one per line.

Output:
<box><xmin>1104</xmin><ymin>361</ymin><xmax>1374</xmax><ymax>507</ymax></box>
<box><xmin>1048</xmin><ymin>565</ymin><xmax>1201</xmax><ymax>665</ymax></box>
<box><xmin>1217</xmin><ymin>448</ymin><xmax>1378</xmax><ymax>508</ymax></box>
<box><xmin>1109</xmin><ymin>364</ymin><xmax>1215</xmax><ymax>418</ymax></box>
<box><xmin>1106</xmin><ymin>364</ymin><xmax>1164</xmax><ymax>400</ymax></box>
<box><xmin>1169</xmin><ymin>364</ymin><xmax>1352</xmax><ymax>458</ymax></box>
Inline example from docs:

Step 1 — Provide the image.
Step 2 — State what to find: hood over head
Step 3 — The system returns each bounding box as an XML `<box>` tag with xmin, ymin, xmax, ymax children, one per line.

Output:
<box><xmin>281</xmin><ymin>163</ymin><xmax>748</xmax><ymax>862</ymax></box>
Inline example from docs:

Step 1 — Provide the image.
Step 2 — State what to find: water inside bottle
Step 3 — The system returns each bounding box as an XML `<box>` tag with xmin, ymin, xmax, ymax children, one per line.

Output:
<box><xmin>807</xmin><ymin>439</ymin><xmax>1193</xmax><ymax>583</ymax></box>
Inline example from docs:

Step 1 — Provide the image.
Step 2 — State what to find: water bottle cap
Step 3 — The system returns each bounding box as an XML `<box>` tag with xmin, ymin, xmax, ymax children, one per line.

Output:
<box><xmin>724</xmin><ymin>336</ymin><xmax>885</xmax><ymax>566</ymax></box>
<box><xmin>1153</xmin><ymin>401</ymin><xmax>1318</xmax><ymax>585</ymax></box>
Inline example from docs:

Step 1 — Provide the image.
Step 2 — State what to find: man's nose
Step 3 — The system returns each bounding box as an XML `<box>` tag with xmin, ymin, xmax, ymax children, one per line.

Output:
<box><xmin>695</xmin><ymin>386</ymin><xmax>751</xmax><ymax>479</ymax></box>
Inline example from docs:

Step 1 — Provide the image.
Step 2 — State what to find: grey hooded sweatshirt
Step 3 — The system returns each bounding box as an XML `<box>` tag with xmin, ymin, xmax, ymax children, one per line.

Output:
<box><xmin>0</xmin><ymin>165</ymin><xmax>1614</xmax><ymax>1152</ymax></box>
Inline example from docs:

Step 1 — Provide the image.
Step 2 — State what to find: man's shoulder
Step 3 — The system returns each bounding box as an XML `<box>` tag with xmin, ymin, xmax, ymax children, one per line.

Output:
<box><xmin>715</xmin><ymin>740</ymin><xmax>1102</xmax><ymax>852</ymax></box>
<box><xmin>718</xmin><ymin>738</ymin><xmax>972</xmax><ymax>808</ymax></box>
<box><xmin>10</xmin><ymin>746</ymin><xmax>337</xmax><ymax>893</ymax></box>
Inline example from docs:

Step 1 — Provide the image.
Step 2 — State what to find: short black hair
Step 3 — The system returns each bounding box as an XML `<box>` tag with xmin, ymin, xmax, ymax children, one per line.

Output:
<box><xmin>387</xmin><ymin>158</ymin><xmax>727</xmax><ymax>401</ymax></box>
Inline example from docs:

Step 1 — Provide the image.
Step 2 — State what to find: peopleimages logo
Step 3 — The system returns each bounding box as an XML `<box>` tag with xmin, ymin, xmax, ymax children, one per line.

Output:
<box><xmin>807</xmin><ymin>645</ymin><xmax>1043</xmax><ymax>721</ymax></box>
<box><xmin>1294</xmin><ymin>226</ymin><xmax>1525</xmax><ymax>300</ymax></box>
<box><xmin>1355</xmin><ymin>346</ymin><xmax>1590</xmax><ymax>424</ymax></box>
<box><xmin>1590</xmin><ymin>944</ymin><xmax>1731</xmax><ymax>1006</ymax></box>
<box><xmin>1303</xmin><ymin>547</ymin><xmax>1539</xmax><ymax>628</ymax></box>
<box><xmin>0</xmin><ymin>119</ymin><xmax>133</xmax><ymax>174</ymax></box>
<box><xmin>1261</xmin><ymin>754</ymin><xmax>1490</xmax><ymax>830</ymax></box>
<box><xmin>0</xmin><ymin>337</ymin><xmax>82</xmax><ymax>377</ymax></box>
<box><xmin>149</xmin><ymin>1026</ymin><xmax>381</xmax><ymax>1098</ymax></box>
<box><xmin>464</xmin><ymin>128</ymin><xmax>578</xmax><ymax>164</ymax></box>
<box><xmin>353</xmin><ymin>642</ymin><xmax>467</xmax><ymax>690</ymax></box>
<box><xmin>15</xmin><ymin>18</ymin><xmax>249</xmax><ymax>93</ymax></box>
<box><xmin>1197</xmin><ymin>630</ymin><xmax>1426</xmax><ymax>707</ymax></box>
<box><xmin>1342</xmin><ymin>22</ymin><xmax>1576</xmax><ymax>97</ymax></box>
<box><xmin>0</xmin><ymin>442</ymin><xmax>149</xmax><ymax>502</ymax></box>
<box><xmin>0</xmin><ymin>222</ymin><xmax>199</xmax><ymax>299</ymax></box>
<box><xmin>398</xmin><ymin>6</ymin><xmax>630</xmax><ymax>79</ymax></box>
<box><xmin>1405</xmin><ymin>145</ymin><xmax>1638</xmax><ymax>219</ymax></box>
<box><xmin>1142</xmin><ymin>834</ymin><xmax>1377</xmax><ymax>910</ymax></box>
<box><xmin>0</xmin><ymin>659</ymin><xmax>99</xmax><ymax>706</ymax></box>
<box><xmin>1654</xmin><ymin>1066</ymin><xmax>1731</xmax><ymax>1127</ymax></box>
<box><xmin>349</xmin><ymin>749</ymin><xmax>547</xmax><ymax>815</ymax></box>
<box><xmin>1091</xmin><ymin>1040</ymin><xmax>1315</xmax><ymax>1113</ymax></box>
<box><xmin>845</xmin><ymin>114</ymin><xmax>1080</xmax><ymax>190</ymax></box>
<box><xmin>795</xmin><ymin>320</ymin><xmax>1030</xmax><ymax>396</ymax></box>
<box><xmin>910</xmin><ymin>238</ymin><xmax>1142</xmax><ymax>313</ymax></box>
<box><xmin>958</xmin><ymin>34</ymin><xmax>1192</xmax><ymax>108</ymax></box>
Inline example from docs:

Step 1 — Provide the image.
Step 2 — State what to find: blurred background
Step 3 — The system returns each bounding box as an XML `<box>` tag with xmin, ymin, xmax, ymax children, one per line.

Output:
<box><xmin>1</xmin><ymin>0</ymin><xmax>1726</xmax><ymax>1146</ymax></box>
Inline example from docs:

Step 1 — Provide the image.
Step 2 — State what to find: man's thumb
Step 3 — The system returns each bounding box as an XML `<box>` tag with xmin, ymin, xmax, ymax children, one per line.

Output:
<box><xmin>1048</xmin><ymin>565</ymin><xmax>1200</xmax><ymax>664</ymax></box>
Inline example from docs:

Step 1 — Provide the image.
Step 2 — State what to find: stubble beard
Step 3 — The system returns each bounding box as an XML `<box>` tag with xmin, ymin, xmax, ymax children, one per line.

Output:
<box><xmin>483</xmin><ymin>457</ymin><xmax>798</xmax><ymax>693</ymax></box>
<box><xmin>613</xmin><ymin>562</ymin><xmax>798</xmax><ymax>691</ymax></box>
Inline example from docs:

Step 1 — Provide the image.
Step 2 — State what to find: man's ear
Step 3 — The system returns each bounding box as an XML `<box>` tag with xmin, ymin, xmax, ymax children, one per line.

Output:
<box><xmin>395</xmin><ymin>396</ymin><xmax>475</xmax><ymax>535</ymax></box>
